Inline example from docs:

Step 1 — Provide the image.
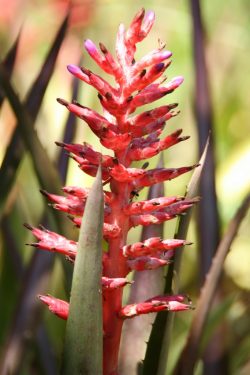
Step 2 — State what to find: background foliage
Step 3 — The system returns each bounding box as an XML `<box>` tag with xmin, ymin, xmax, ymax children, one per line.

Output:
<box><xmin>0</xmin><ymin>0</ymin><xmax>249</xmax><ymax>374</ymax></box>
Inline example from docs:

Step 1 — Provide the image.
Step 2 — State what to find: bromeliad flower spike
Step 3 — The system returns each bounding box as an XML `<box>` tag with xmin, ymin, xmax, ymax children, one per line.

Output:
<box><xmin>26</xmin><ymin>9</ymin><xmax>197</xmax><ymax>375</ymax></box>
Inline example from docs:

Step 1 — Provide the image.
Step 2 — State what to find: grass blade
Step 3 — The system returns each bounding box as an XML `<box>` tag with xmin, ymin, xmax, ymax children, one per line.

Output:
<box><xmin>0</xmin><ymin>30</ymin><xmax>21</xmax><ymax>107</ymax></box>
<box><xmin>57</xmin><ymin>73</ymin><xmax>79</xmax><ymax>181</ymax></box>
<box><xmin>0</xmin><ymin>63</ymin><xmax>73</xmax><ymax>237</ymax></box>
<box><xmin>174</xmin><ymin>192</ymin><xmax>250</xmax><ymax>374</ymax></box>
<box><xmin>61</xmin><ymin>166</ymin><xmax>104</xmax><ymax>375</ymax></box>
<box><xmin>0</xmin><ymin>246</ymin><xmax>55</xmax><ymax>375</ymax></box>
<box><xmin>142</xmin><ymin>139</ymin><xmax>209</xmax><ymax>375</ymax></box>
<box><xmin>0</xmin><ymin>13</ymin><xmax>69</xmax><ymax>211</ymax></box>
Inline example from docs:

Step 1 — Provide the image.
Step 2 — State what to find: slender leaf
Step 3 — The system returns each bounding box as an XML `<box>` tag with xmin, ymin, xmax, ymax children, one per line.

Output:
<box><xmin>61</xmin><ymin>166</ymin><xmax>104</xmax><ymax>375</ymax></box>
<box><xmin>57</xmin><ymin>72</ymin><xmax>79</xmax><ymax>181</ymax></box>
<box><xmin>0</xmin><ymin>30</ymin><xmax>21</xmax><ymax>107</ymax></box>
<box><xmin>142</xmin><ymin>138</ymin><xmax>209</xmax><ymax>375</ymax></box>
<box><xmin>174</xmin><ymin>192</ymin><xmax>250</xmax><ymax>375</ymax></box>
<box><xmin>119</xmin><ymin>155</ymin><xmax>165</xmax><ymax>375</ymax></box>
<box><xmin>190</xmin><ymin>0</ymin><xmax>219</xmax><ymax>279</ymax></box>
<box><xmin>0</xmin><ymin>63</ymin><xmax>74</xmax><ymax>237</ymax></box>
<box><xmin>0</xmin><ymin>70</ymin><xmax>77</xmax><ymax>373</ymax></box>
<box><xmin>0</xmin><ymin>13</ymin><xmax>69</xmax><ymax>212</ymax></box>
<box><xmin>191</xmin><ymin>2</ymin><xmax>223</xmax><ymax>369</ymax></box>
<box><xmin>0</xmin><ymin>247</ymin><xmax>54</xmax><ymax>375</ymax></box>
<box><xmin>0</xmin><ymin>216</ymin><xmax>58</xmax><ymax>375</ymax></box>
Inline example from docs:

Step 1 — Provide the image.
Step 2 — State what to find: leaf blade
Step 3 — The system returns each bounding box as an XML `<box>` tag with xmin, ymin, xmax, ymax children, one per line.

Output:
<box><xmin>0</xmin><ymin>30</ymin><xmax>21</xmax><ymax>107</ymax></box>
<box><xmin>174</xmin><ymin>192</ymin><xmax>250</xmax><ymax>374</ymax></box>
<box><xmin>0</xmin><ymin>13</ymin><xmax>69</xmax><ymax>210</ymax></box>
<box><xmin>61</xmin><ymin>166</ymin><xmax>104</xmax><ymax>375</ymax></box>
<box><xmin>142</xmin><ymin>138</ymin><xmax>209</xmax><ymax>375</ymax></box>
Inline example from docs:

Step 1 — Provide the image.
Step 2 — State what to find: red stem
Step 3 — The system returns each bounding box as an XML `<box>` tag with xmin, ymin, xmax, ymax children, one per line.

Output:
<box><xmin>103</xmin><ymin>179</ymin><xmax>131</xmax><ymax>375</ymax></box>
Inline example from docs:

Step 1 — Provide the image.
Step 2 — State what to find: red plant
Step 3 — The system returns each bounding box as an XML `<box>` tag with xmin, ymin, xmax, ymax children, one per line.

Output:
<box><xmin>26</xmin><ymin>9</ymin><xmax>197</xmax><ymax>375</ymax></box>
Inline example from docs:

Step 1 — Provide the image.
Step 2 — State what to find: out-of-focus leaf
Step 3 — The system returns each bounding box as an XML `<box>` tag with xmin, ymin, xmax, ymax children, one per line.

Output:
<box><xmin>0</xmin><ymin>217</ymin><xmax>58</xmax><ymax>375</ymax></box>
<box><xmin>0</xmin><ymin>63</ymin><xmax>72</xmax><ymax>236</ymax></box>
<box><xmin>119</xmin><ymin>155</ymin><xmax>165</xmax><ymax>375</ymax></box>
<box><xmin>0</xmin><ymin>30</ymin><xmax>21</xmax><ymax>107</ymax></box>
<box><xmin>0</xmin><ymin>13</ymin><xmax>69</xmax><ymax>213</ymax></box>
<box><xmin>174</xmin><ymin>193</ymin><xmax>250</xmax><ymax>375</ymax></box>
<box><xmin>57</xmin><ymin>72</ymin><xmax>79</xmax><ymax>181</ymax></box>
<box><xmin>0</xmin><ymin>247</ymin><xmax>54</xmax><ymax>375</ymax></box>
<box><xmin>200</xmin><ymin>295</ymin><xmax>235</xmax><ymax>352</ymax></box>
<box><xmin>61</xmin><ymin>166</ymin><xmax>103</xmax><ymax>375</ymax></box>
<box><xmin>142</xmin><ymin>138</ymin><xmax>209</xmax><ymax>375</ymax></box>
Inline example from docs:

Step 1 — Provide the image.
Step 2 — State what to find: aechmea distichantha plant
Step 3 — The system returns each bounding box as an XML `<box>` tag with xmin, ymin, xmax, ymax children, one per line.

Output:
<box><xmin>26</xmin><ymin>9</ymin><xmax>198</xmax><ymax>375</ymax></box>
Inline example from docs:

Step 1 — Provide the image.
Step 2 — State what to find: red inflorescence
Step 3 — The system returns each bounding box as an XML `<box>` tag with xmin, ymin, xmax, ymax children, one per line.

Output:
<box><xmin>26</xmin><ymin>9</ymin><xmax>197</xmax><ymax>375</ymax></box>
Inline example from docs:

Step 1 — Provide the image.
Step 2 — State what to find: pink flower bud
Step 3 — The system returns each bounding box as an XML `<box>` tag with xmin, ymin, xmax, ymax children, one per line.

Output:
<box><xmin>57</xmin><ymin>100</ymin><xmax>118</xmax><ymax>139</ymax></box>
<box><xmin>130</xmin><ymin>197</ymin><xmax>197</xmax><ymax>227</ymax></box>
<box><xmin>123</xmin><ymin>237</ymin><xmax>188</xmax><ymax>257</ymax></box>
<box><xmin>71</xmin><ymin>217</ymin><xmax>121</xmax><ymax>239</ymax></box>
<box><xmin>38</xmin><ymin>295</ymin><xmax>69</xmax><ymax>320</ymax></box>
<box><xmin>109</xmin><ymin>163</ymin><xmax>145</xmax><ymax>182</ymax></box>
<box><xmin>70</xmin><ymin>155</ymin><xmax>111</xmax><ymax>180</ymax></box>
<box><xmin>41</xmin><ymin>189</ymin><xmax>86</xmax><ymax>216</ymax></box>
<box><xmin>57</xmin><ymin>141</ymin><xmax>115</xmax><ymax>171</ymax></box>
<box><xmin>100</xmin><ymin>132</ymin><xmax>132</xmax><ymax>152</ymax></box>
<box><xmin>67</xmin><ymin>64</ymin><xmax>90</xmax><ymax>83</ymax></box>
<box><xmin>80</xmin><ymin>66</ymin><xmax>117</xmax><ymax>97</ymax></box>
<box><xmin>127</xmin><ymin>256</ymin><xmax>169</xmax><ymax>271</ymax></box>
<box><xmin>84</xmin><ymin>39</ymin><xmax>114</xmax><ymax>75</ymax></box>
<box><xmin>127</xmin><ymin>129</ymin><xmax>189</xmax><ymax>161</ymax></box>
<box><xmin>116</xmin><ymin>23</ymin><xmax>128</xmax><ymax>68</ymax></box>
<box><xmin>135</xmin><ymin>164</ymin><xmax>199</xmax><ymax>188</ymax></box>
<box><xmin>123</xmin><ymin>61</ymin><xmax>171</xmax><ymax>97</ymax></box>
<box><xmin>131</xmin><ymin>110</ymin><xmax>180</xmax><ymax>137</ymax></box>
<box><xmin>24</xmin><ymin>224</ymin><xmax>77</xmax><ymax>258</ymax></box>
<box><xmin>119</xmin><ymin>294</ymin><xmax>193</xmax><ymax>319</ymax></box>
<box><xmin>102</xmin><ymin>277</ymin><xmax>131</xmax><ymax>290</ymax></box>
<box><xmin>132</xmin><ymin>49</ymin><xmax>172</xmax><ymax>73</ymax></box>
<box><xmin>123</xmin><ymin>196</ymin><xmax>182</xmax><ymax>215</ymax></box>
<box><xmin>125</xmin><ymin>8</ymin><xmax>145</xmax><ymax>45</ymax></box>
<box><xmin>99</xmin><ymin>42</ymin><xmax>122</xmax><ymax>81</ymax></box>
<box><xmin>62</xmin><ymin>186</ymin><xmax>90</xmax><ymax>199</ymax></box>
<box><xmin>130</xmin><ymin>202</ymin><xmax>196</xmax><ymax>226</ymax></box>
<box><xmin>129</xmin><ymin>76</ymin><xmax>183</xmax><ymax>111</ymax></box>
<box><xmin>140</xmin><ymin>11</ymin><xmax>155</xmax><ymax>38</ymax></box>
<box><xmin>129</xmin><ymin>104</ymin><xmax>178</xmax><ymax>128</ymax></box>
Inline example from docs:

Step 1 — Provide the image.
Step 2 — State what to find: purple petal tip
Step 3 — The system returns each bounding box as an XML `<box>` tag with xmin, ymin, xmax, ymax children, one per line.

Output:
<box><xmin>84</xmin><ymin>39</ymin><xmax>96</xmax><ymax>53</ymax></box>
<box><xmin>145</xmin><ymin>10</ymin><xmax>155</xmax><ymax>22</ymax></box>
<box><xmin>163</xmin><ymin>50</ymin><xmax>172</xmax><ymax>59</ymax></box>
<box><xmin>174</xmin><ymin>76</ymin><xmax>184</xmax><ymax>86</ymax></box>
<box><xmin>67</xmin><ymin>64</ymin><xmax>81</xmax><ymax>75</ymax></box>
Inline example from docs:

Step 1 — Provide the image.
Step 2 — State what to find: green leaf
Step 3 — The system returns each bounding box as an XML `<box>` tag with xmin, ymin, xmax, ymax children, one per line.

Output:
<box><xmin>0</xmin><ymin>13</ymin><xmax>69</xmax><ymax>214</ymax></box>
<box><xmin>61</xmin><ymin>166</ymin><xmax>104</xmax><ymax>375</ymax></box>
<box><xmin>0</xmin><ymin>63</ymin><xmax>73</xmax><ymax>238</ymax></box>
<box><xmin>174</xmin><ymin>192</ymin><xmax>250</xmax><ymax>375</ymax></box>
<box><xmin>0</xmin><ymin>30</ymin><xmax>20</xmax><ymax>108</ymax></box>
<box><xmin>142</xmin><ymin>138</ymin><xmax>209</xmax><ymax>375</ymax></box>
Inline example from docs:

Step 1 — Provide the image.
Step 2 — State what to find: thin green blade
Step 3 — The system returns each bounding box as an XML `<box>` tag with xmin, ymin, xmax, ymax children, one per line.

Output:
<box><xmin>174</xmin><ymin>192</ymin><xmax>250</xmax><ymax>374</ymax></box>
<box><xmin>0</xmin><ymin>13</ymin><xmax>69</xmax><ymax>210</ymax></box>
<box><xmin>0</xmin><ymin>30</ymin><xmax>20</xmax><ymax>108</ymax></box>
<box><xmin>61</xmin><ymin>166</ymin><xmax>104</xmax><ymax>375</ymax></box>
<box><xmin>142</xmin><ymin>138</ymin><xmax>209</xmax><ymax>375</ymax></box>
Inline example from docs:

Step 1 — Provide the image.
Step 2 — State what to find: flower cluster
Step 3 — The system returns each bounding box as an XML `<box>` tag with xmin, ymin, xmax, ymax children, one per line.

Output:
<box><xmin>26</xmin><ymin>9</ymin><xmax>196</xmax><ymax>375</ymax></box>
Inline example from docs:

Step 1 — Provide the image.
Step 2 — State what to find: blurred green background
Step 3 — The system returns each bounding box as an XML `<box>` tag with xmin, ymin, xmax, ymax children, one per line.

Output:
<box><xmin>0</xmin><ymin>0</ymin><xmax>249</xmax><ymax>374</ymax></box>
